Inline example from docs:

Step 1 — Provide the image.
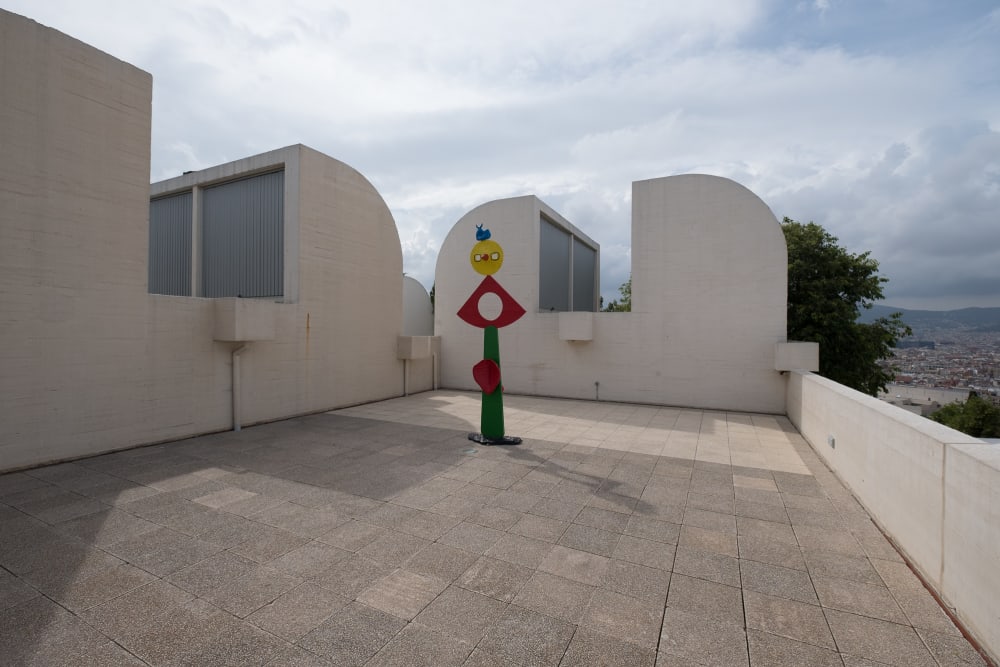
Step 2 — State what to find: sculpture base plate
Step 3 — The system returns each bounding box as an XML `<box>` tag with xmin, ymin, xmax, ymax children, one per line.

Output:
<box><xmin>468</xmin><ymin>433</ymin><xmax>522</xmax><ymax>446</ymax></box>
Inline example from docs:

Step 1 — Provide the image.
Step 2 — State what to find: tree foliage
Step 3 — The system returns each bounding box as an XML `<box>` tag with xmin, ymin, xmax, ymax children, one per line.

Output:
<box><xmin>603</xmin><ymin>275</ymin><xmax>631</xmax><ymax>312</ymax></box>
<box><xmin>783</xmin><ymin>218</ymin><xmax>911</xmax><ymax>396</ymax></box>
<box><xmin>929</xmin><ymin>393</ymin><xmax>1000</xmax><ymax>438</ymax></box>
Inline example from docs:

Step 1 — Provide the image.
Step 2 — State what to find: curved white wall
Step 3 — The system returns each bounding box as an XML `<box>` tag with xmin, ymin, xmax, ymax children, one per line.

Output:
<box><xmin>434</xmin><ymin>175</ymin><xmax>788</xmax><ymax>413</ymax></box>
<box><xmin>402</xmin><ymin>276</ymin><xmax>434</xmax><ymax>336</ymax></box>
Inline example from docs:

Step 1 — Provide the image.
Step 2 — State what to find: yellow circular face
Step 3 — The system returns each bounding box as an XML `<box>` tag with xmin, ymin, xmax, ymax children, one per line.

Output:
<box><xmin>470</xmin><ymin>239</ymin><xmax>504</xmax><ymax>275</ymax></box>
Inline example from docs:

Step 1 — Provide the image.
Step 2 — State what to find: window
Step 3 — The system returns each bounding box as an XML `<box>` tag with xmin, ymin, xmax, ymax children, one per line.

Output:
<box><xmin>201</xmin><ymin>170</ymin><xmax>284</xmax><ymax>298</ymax></box>
<box><xmin>148</xmin><ymin>170</ymin><xmax>285</xmax><ymax>298</ymax></box>
<box><xmin>149</xmin><ymin>192</ymin><xmax>192</xmax><ymax>296</ymax></box>
<box><xmin>538</xmin><ymin>215</ymin><xmax>597</xmax><ymax>312</ymax></box>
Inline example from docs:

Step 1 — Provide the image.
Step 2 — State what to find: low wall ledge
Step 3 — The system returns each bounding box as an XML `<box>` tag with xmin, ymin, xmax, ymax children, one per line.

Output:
<box><xmin>775</xmin><ymin>341</ymin><xmax>819</xmax><ymax>372</ymax></box>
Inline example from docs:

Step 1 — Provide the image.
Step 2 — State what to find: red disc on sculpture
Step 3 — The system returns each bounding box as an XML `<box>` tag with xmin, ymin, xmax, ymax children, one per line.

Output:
<box><xmin>457</xmin><ymin>275</ymin><xmax>526</xmax><ymax>329</ymax></box>
<box><xmin>472</xmin><ymin>359</ymin><xmax>502</xmax><ymax>394</ymax></box>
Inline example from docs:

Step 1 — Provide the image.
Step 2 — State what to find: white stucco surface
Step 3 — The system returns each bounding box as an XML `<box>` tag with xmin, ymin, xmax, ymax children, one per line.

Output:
<box><xmin>402</xmin><ymin>276</ymin><xmax>434</xmax><ymax>336</ymax></box>
<box><xmin>0</xmin><ymin>12</ymin><xmax>408</xmax><ymax>470</ymax></box>
<box><xmin>434</xmin><ymin>176</ymin><xmax>788</xmax><ymax>413</ymax></box>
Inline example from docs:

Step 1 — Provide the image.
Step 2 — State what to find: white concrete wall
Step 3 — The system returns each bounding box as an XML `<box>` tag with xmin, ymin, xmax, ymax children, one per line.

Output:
<box><xmin>403</xmin><ymin>276</ymin><xmax>434</xmax><ymax>336</ymax></box>
<box><xmin>0</xmin><ymin>12</ymin><xmax>407</xmax><ymax>471</ymax></box>
<box><xmin>1</xmin><ymin>11</ymin><xmax>156</xmax><ymax>470</ymax></box>
<box><xmin>787</xmin><ymin>371</ymin><xmax>998</xmax><ymax>662</ymax></box>
<box><xmin>434</xmin><ymin>176</ymin><xmax>788</xmax><ymax>413</ymax></box>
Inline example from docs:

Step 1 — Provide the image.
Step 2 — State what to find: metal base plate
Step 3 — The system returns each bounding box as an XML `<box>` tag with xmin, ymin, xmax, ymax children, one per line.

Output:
<box><xmin>468</xmin><ymin>433</ymin><xmax>522</xmax><ymax>446</ymax></box>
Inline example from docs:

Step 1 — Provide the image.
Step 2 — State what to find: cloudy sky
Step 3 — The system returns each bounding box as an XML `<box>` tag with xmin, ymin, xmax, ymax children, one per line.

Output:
<box><xmin>8</xmin><ymin>0</ymin><xmax>999</xmax><ymax>309</ymax></box>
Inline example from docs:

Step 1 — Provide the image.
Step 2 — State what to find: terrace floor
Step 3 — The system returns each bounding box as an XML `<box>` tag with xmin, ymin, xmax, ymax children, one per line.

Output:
<box><xmin>0</xmin><ymin>391</ymin><xmax>986</xmax><ymax>666</ymax></box>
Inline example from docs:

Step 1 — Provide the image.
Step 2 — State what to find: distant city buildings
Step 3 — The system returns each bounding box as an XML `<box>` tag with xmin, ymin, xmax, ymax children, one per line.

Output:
<box><xmin>881</xmin><ymin>329</ymin><xmax>1000</xmax><ymax>409</ymax></box>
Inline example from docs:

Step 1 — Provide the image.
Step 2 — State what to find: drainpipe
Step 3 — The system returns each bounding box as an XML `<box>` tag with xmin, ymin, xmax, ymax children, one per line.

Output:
<box><xmin>232</xmin><ymin>343</ymin><xmax>249</xmax><ymax>431</ymax></box>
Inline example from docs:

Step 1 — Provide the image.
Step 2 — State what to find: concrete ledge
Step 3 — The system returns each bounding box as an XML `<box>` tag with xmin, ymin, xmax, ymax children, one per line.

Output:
<box><xmin>213</xmin><ymin>298</ymin><xmax>276</xmax><ymax>341</ymax></box>
<box><xmin>397</xmin><ymin>336</ymin><xmax>439</xmax><ymax>360</ymax></box>
<box><xmin>775</xmin><ymin>341</ymin><xmax>818</xmax><ymax>371</ymax></box>
<box><xmin>786</xmin><ymin>371</ymin><xmax>996</xmax><ymax>663</ymax></box>
<box><xmin>558</xmin><ymin>312</ymin><xmax>593</xmax><ymax>341</ymax></box>
<box><xmin>942</xmin><ymin>442</ymin><xmax>1000</xmax><ymax>661</ymax></box>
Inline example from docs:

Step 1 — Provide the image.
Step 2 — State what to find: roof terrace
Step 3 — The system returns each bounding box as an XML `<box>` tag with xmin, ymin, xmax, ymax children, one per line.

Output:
<box><xmin>0</xmin><ymin>391</ymin><xmax>985</xmax><ymax>666</ymax></box>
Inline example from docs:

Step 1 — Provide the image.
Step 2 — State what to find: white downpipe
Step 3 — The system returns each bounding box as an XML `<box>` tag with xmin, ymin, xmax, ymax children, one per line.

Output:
<box><xmin>232</xmin><ymin>343</ymin><xmax>249</xmax><ymax>431</ymax></box>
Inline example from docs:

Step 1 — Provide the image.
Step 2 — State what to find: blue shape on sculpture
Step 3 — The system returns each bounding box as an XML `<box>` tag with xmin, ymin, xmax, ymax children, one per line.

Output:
<box><xmin>475</xmin><ymin>224</ymin><xmax>491</xmax><ymax>241</ymax></box>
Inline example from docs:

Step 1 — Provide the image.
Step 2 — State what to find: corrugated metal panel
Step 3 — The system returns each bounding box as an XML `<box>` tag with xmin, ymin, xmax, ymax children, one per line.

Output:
<box><xmin>148</xmin><ymin>192</ymin><xmax>193</xmax><ymax>296</ymax></box>
<box><xmin>201</xmin><ymin>170</ymin><xmax>284</xmax><ymax>298</ymax></box>
<box><xmin>573</xmin><ymin>238</ymin><xmax>597</xmax><ymax>312</ymax></box>
<box><xmin>539</xmin><ymin>216</ymin><xmax>571</xmax><ymax>311</ymax></box>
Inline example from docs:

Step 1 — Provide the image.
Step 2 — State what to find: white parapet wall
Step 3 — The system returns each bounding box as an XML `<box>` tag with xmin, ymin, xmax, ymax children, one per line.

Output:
<box><xmin>786</xmin><ymin>371</ymin><xmax>998</xmax><ymax>662</ymax></box>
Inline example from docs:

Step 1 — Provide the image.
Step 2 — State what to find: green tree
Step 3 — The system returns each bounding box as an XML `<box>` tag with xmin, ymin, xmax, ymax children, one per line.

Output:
<box><xmin>929</xmin><ymin>393</ymin><xmax>1000</xmax><ymax>438</ymax></box>
<box><xmin>783</xmin><ymin>218</ymin><xmax>911</xmax><ymax>396</ymax></box>
<box><xmin>603</xmin><ymin>275</ymin><xmax>631</xmax><ymax>312</ymax></box>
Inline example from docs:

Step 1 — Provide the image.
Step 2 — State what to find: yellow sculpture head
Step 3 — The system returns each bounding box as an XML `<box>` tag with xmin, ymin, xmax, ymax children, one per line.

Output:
<box><xmin>470</xmin><ymin>239</ymin><xmax>504</xmax><ymax>275</ymax></box>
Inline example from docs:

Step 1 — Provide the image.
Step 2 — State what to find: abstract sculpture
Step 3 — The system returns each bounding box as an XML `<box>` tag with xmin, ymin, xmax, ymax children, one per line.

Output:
<box><xmin>457</xmin><ymin>226</ymin><xmax>525</xmax><ymax>445</ymax></box>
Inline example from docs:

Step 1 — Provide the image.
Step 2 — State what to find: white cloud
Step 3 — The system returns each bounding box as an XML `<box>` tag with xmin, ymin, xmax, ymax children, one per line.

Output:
<box><xmin>6</xmin><ymin>0</ymin><xmax>998</xmax><ymax>308</ymax></box>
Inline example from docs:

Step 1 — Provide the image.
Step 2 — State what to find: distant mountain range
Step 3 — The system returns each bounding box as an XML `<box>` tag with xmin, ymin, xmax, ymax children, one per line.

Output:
<box><xmin>858</xmin><ymin>305</ymin><xmax>1000</xmax><ymax>333</ymax></box>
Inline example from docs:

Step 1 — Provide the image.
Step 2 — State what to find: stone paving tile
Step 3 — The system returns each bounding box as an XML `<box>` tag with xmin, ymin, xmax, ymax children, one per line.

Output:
<box><xmin>509</xmin><ymin>513</ymin><xmax>570</xmax><ymax>542</ymax></box>
<box><xmin>625</xmin><ymin>514</ymin><xmax>681</xmax><ymax>544</ymax></box>
<box><xmin>614</xmin><ymin>534</ymin><xmax>676</xmax><ymax>570</ymax></box>
<box><xmin>513</xmin><ymin>570</ymin><xmax>595</xmax><ymax>623</ymax></box>
<box><xmin>581</xmin><ymin>587</ymin><xmax>665</xmax><ymax>649</ymax></box>
<box><xmin>803</xmin><ymin>550</ymin><xmax>882</xmax><ymax>585</ymax></box>
<box><xmin>0</xmin><ymin>567</ymin><xmax>40</xmax><ymax>612</ymax></box>
<box><xmin>227</xmin><ymin>525</ymin><xmax>312</xmax><ymax>564</ymax></box>
<box><xmin>185</xmin><ymin>620</ymin><xmax>285</xmax><ymax>667</ymax></box>
<box><xmin>471</xmin><ymin>604</ymin><xmax>575</xmax><ymax>667</ymax></box>
<box><xmin>916</xmin><ymin>627</ymin><xmax>989</xmax><ymax>666</ymax></box>
<box><xmin>812</xmin><ymin>574</ymin><xmax>908</xmax><ymax>624</ymax></box>
<box><xmin>739</xmin><ymin>558</ymin><xmax>818</xmax><ymax>604</ymax></box>
<box><xmin>530</xmin><ymin>496</ymin><xmax>585</xmax><ymax>522</ymax></box>
<box><xmin>265</xmin><ymin>542</ymin><xmax>351</xmax><ymax>579</ymax></box>
<box><xmin>602</xmin><ymin>558</ymin><xmax>671</xmax><ymax>603</ymax></box>
<box><xmin>80</xmin><ymin>580</ymin><xmax>196</xmax><ymax>639</ymax></box>
<box><xmin>561</xmin><ymin>626</ymin><xmax>657</xmax><ymax>666</ymax></box>
<box><xmin>356</xmin><ymin>568</ymin><xmax>447</xmax><ymax>620</ymax></box>
<box><xmin>659</xmin><ymin>607</ymin><xmax>749</xmax><ymax>667</ymax></box>
<box><xmin>47</xmin><ymin>562</ymin><xmax>158</xmax><ymax>613</ymax></box>
<box><xmin>558</xmin><ymin>522</ymin><xmax>621</xmax><ymax>557</ymax></box>
<box><xmin>366</xmin><ymin>622</ymin><xmax>471</xmax><ymax>667</ymax></box>
<box><xmin>357</xmin><ymin>529</ymin><xmax>430</xmax><ymax>566</ymax></box>
<box><xmin>54</xmin><ymin>507</ymin><xmax>160</xmax><ymax>546</ymax></box>
<box><xmin>437</xmin><ymin>521</ymin><xmax>504</xmax><ymax>554</ymax></box>
<box><xmin>0</xmin><ymin>595</ymin><xmax>119</xmax><ymax>666</ymax></box>
<box><xmin>744</xmin><ymin>588</ymin><xmax>836</xmax><ymax>649</ymax></box>
<box><xmin>824</xmin><ymin>607</ymin><xmax>937</xmax><ymax>667</ymax></box>
<box><xmin>458</xmin><ymin>555</ymin><xmax>532</xmax><ymax>603</ymax></box>
<box><xmin>870</xmin><ymin>557</ymin><xmax>962</xmax><ymax>636</ymax></box>
<box><xmin>412</xmin><ymin>585</ymin><xmax>506</xmax><ymax>644</ymax></box>
<box><xmin>672</xmin><ymin>545</ymin><xmax>740</xmax><ymax>587</ymax></box>
<box><xmin>315</xmin><ymin>519</ymin><xmax>386</xmax><ymax>552</ymax></box>
<box><xmin>538</xmin><ymin>544</ymin><xmax>611</xmax><ymax>586</ymax></box>
<box><xmin>682</xmin><ymin>507</ymin><xmax>737</xmax><ymax>534</ymax></box>
<box><xmin>299</xmin><ymin>602</ymin><xmax>405</xmax><ymax>665</ymax></box>
<box><xmin>118</xmin><ymin>597</ymin><xmax>237</xmax><ymax>665</ymax></box>
<box><xmin>483</xmin><ymin>532</ymin><xmax>553</xmax><ymax>569</ymax></box>
<box><xmin>747</xmin><ymin>628</ymin><xmax>844</xmax><ymax>666</ymax></box>
<box><xmin>667</xmin><ymin>573</ymin><xmax>744</xmax><ymax>628</ymax></box>
<box><xmin>735</xmin><ymin>498</ymin><xmax>790</xmax><ymax>523</ymax></box>
<box><xmin>247</xmin><ymin>582</ymin><xmax>348</xmax><ymax>641</ymax></box>
<box><xmin>202</xmin><ymin>565</ymin><xmax>303</xmax><ymax>617</ymax></box>
<box><xmin>738</xmin><ymin>533</ymin><xmax>808</xmax><ymax>571</ymax></box>
<box><xmin>678</xmin><ymin>524</ymin><xmax>739</xmax><ymax>558</ymax></box>
<box><xmin>165</xmin><ymin>550</ymin><xmax>258</xmax><ymax>596</ymax></box>
<box><xmin>403</xmin><ymin>542</ymin><xmax>481</xmax><ymax>583</ymax></box>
